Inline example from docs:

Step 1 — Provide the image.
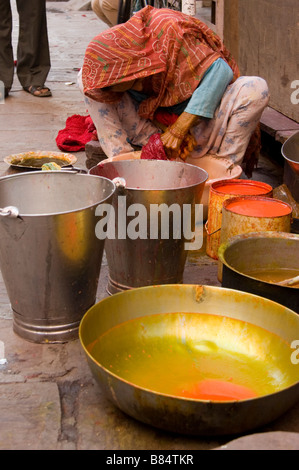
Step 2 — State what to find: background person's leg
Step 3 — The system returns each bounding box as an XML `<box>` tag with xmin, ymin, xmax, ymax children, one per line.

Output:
<box><xmin>100</xmin><ymin>0</ymin><xmax>119</xmax><ymax>27</ymax></box>
<box><xmin>16</xmin><ymin>0</ymin><xmax>51</xmax><ymax>92</ymax></box>
<box><xmin>0</xmin><ymin>0</ymin><xmax>14</xmax><ymax>94</ymax></box>
<box><xmin>91</xmin><ymin>0</ymin><xmax>118</xmax><ymax>27</ymax></box>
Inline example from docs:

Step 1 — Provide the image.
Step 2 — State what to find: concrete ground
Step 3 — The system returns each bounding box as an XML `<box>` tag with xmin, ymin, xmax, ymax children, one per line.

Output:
<box><xmin>0</xmin><ymin>1</ymin><xmax>298</xmax><ymax>451</ymax></box>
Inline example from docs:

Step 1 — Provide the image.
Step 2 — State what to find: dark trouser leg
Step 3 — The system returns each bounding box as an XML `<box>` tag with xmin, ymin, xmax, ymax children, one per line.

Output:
<box><xmin>16</xmin><ymin>0</ymin><xmax>51</xmax><ymax>88</ymax></box>
<box><xmin>0</xmin><ymin>0</ymin><xmax>14</xmax><ymax>91</ymax></box>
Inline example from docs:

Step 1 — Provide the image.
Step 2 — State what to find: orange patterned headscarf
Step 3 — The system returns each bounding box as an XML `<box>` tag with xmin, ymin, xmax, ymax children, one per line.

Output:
<box><xmin>82</xmin><ymin>6</ymin><xmax>239</xmax><ymax>120</ymax></box>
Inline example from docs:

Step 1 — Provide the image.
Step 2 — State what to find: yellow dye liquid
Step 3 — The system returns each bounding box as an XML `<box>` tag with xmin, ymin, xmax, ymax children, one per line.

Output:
<box><xmin>11</xmin><ymin>156</ymin><xmax>69</xmax><ymax>167</ymax></box>
<box><xmin>245</xmin><ymin>268</ymin><xmax>299</xmax><ymax>287</ymax></box>
<box><xmin>88</xmin><ymin>313</ymin><xmax>299</xmax><ymax>402</ymax></box>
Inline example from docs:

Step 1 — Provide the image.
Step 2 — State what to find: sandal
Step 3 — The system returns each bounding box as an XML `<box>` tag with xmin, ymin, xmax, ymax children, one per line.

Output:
<box><xmin>24</xmin><ymin>85</ymin><xmax>52</xmax><ymax>97</ymax></box>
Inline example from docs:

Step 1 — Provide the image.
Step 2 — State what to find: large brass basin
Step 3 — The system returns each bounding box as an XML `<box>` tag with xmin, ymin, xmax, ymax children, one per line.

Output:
<box><xmin>79</xmin><ymin>284</ymin><xmax>299</xmax><ymax>436</ymax></box>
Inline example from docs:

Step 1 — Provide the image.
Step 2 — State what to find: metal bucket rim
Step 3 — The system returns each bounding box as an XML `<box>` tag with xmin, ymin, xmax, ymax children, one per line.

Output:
<box><xmin>281</xmin><ymin>130</ymin><xmax>299</xmax><ymax>165</ymax></box>
<box><xmin>79</xmin><ymin>283</ymin><xmax>299</xmax><ymax>405</ymax></box>
<box><xmin>218</xmin><ymin>231</ymin><xmax>299</xmax><ymax>289</ymax></box>
<box><xmin>90</xmin><ymin>159</ymin><xmax>209</xmax><ymax>191</ymax></box>
<box><xmin>0</xmin><ymin>171</ymin><xmax>116</xmax><ymax>217</ymax></box>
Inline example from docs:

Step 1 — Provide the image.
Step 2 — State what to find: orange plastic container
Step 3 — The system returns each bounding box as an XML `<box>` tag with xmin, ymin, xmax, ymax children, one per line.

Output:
<box><xmin>206</xmin><ymin>179</ymin><xmax>273</xmax><ymax>259</ymax></box>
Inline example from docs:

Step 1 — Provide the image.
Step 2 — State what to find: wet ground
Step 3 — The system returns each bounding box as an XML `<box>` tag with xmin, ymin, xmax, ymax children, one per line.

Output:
<box><xmin>0</xmin><ymin>1</ymin><xmax>298</xmax><ymax>451</ymax></box>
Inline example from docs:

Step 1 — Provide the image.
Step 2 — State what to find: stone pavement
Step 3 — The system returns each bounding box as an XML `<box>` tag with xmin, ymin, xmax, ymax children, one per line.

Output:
<box><xmin>0</xmin><ymin>1</ymin><xmax>298</xmax><ymax>451</ymax></box>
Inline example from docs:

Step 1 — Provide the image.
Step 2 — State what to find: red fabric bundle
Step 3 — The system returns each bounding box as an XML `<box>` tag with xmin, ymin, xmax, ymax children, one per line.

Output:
<box><xmin>56</xmin><ymin>114</ymin><xmax>97</xmax><ymax>152</ymax></box>
<box><xmin>141</xmin><ymin>133</ymin><xmax>168</xmax><ymax>160</ymax></box>
<box><xmin>154</xmin><ymin>110</ymin><xmax>178</xmax><ymax>127</ymax></box>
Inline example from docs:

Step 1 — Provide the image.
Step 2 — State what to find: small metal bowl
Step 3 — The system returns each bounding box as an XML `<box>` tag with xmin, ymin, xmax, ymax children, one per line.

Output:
<box><xmin>4</xmin><ymin>150</ymin><xmax>77</xmax><ymax>170</ymax></box>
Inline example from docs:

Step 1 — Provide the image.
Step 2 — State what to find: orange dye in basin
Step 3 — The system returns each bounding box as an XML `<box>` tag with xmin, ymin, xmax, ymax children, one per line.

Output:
<box><xmin>177</xmin><ymin>378</ymin><xmax>258</xmax><ymax>401</ymax></box>
<box><xmin>225</xmin><ymin>197</ymin><xmax>292</xmax><ymax>218</ymax></box>
<box><xmin>214</xmin><ymin>180</ymin><xmax>272</xmax><ymax>196</ymax></box>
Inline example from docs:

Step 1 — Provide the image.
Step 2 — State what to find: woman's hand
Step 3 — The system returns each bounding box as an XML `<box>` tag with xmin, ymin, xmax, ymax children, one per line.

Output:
<box><xmin>160</xmin><ymin>128</ymin><xmax>184</xmax><ymax>160</ymax></box>
<box><xmin>160</xmin><ymin>112</ymin><xmax>199</xmax><ymax>160</ymax></box>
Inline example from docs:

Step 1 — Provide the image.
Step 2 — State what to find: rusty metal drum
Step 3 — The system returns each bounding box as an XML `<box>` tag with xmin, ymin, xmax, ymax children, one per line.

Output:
<box><xmin>217</xmin><ymin>196</ymin><xmax>293</xmax><ymax>282</ymax></box>
<box><xmin>206</xmin><ymin>179</ymin><xmax>273</xmax><ymax>260</ymax></box>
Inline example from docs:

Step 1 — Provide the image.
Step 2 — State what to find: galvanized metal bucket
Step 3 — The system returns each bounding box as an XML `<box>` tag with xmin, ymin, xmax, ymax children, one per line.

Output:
<box><xmin>90</xmin><ymin>160</ymin><xmax>208</xmax><ymax>294</ymax></box>
<box><xmin>0</xmin><ymin>171</ymin><xmax>115</xmax><ymax>343</ymax></box>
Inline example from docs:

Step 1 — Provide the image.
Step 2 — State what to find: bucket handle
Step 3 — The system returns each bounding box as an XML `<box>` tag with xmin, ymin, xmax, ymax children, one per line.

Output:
<box><xmin>61</xmin><ymin>167</ymin><xmax>87</xmax><ymax>174</ymax></box>
<box><xmin>0</xmin><ymin>206</ymin><xmax>19</xmax><ymax>218</ymax></box>
<box><xmin>205</xmin><ymin>220</ymin><xmax>221</xmax><ymax>236</ymax></box>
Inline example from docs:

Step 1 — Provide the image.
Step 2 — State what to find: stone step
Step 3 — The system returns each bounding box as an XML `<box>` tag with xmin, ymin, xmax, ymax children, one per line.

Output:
<box><xmin>260</xmin><ymin>106</ymin><xmax>299</xmax><ymax>144</ymax></box>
